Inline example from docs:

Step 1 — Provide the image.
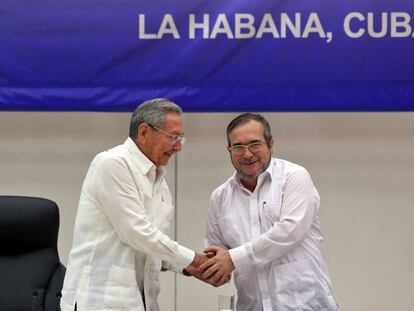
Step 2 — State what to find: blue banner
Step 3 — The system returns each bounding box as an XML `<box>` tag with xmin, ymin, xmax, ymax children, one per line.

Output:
<box><xmin>1</xmin><ymin>0</ymin><xmax>413</xmax><ymax>111</ymax></box>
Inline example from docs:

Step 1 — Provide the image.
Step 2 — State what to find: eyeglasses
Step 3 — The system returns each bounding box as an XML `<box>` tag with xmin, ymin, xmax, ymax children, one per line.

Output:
<box><xmin>148</xmin><ymin>124</ymin><xmax>186</xmax><ymax>145</ymax></box>
<box><xmin>228</xmin><ymin>141</ymin><xmax>267</xmax><ymax>154</ymax></box>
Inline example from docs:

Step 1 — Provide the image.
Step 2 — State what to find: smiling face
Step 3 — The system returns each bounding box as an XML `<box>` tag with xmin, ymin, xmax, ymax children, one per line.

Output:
<box><xmin>136</xmin><ymin>112</ymin><xmax>184</xmax><ymax>166</ymax></box>
<box><xmin>228</xmin><ymin>120</ymin><xmax>273</xmax><ymax>190</ymax></box>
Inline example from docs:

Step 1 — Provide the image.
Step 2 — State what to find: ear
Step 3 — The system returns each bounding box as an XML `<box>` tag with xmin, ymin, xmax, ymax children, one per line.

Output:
<box><xmin>137</xmin><ymin>123</ymin><xmax>151</xmax><ymax>140</ymax></box>
<box><xmin>227</xmin><ymin>142</ymin><xmax>233</xmax><ymax>155</ymax></box>
<box><xmin>267</xmin><ymin>137</ymin><xmax>274</xmax><ymax>150</ymax></box>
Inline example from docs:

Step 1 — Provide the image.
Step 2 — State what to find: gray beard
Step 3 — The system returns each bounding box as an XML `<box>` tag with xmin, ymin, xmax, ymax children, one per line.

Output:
<box><xmin>236</xmin><ymin>157</ymin><xmax>271</xmax><ymax>181</ymax></box>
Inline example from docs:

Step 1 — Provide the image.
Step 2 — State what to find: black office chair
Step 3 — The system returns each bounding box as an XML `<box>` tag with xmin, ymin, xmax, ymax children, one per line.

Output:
<box><xmin>0</xmin><ymin>196</ymin><xmax>66</xmax><ymax>311</ymax></box>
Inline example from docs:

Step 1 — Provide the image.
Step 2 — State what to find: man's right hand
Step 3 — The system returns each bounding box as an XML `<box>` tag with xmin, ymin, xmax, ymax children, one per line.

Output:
<box><xmin>185</xmin><ymin>252</ymin><xmax>231</xmax><ymax>287</ymax></box>
<box><xmin>184</xmin><ymin>252</ymin><xmax>208</xmax><ymax>276</ymax></box>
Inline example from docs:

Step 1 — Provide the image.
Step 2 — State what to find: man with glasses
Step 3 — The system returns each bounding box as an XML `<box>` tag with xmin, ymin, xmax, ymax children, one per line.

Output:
<box><xmin>198</xmin><ymin>113</ymin><xmax>338</xmax><ymax>310</ymax></box>
<box><xmin>61</xmin><ymin>98</ymin><xmax>207</xmax><ymax>311</ymax></box>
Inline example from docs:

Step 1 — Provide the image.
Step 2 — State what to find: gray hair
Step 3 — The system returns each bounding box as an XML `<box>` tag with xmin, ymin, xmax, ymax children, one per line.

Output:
<box><xmin>129</xmin><ymin>98</ymin><xmax>182</xmax><ymax>139</ymax></box>
<box><xmin>226</xmin><ymin>113</ymin><xmax>272</xmax><ymax>145</ymax></box>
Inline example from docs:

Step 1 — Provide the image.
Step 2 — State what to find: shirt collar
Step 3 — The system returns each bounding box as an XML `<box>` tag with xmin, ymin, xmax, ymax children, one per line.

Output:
<box><xmin>230</xmin><ymin>158</ymin><xmax>275</xmax><ymax>189</ymax></box>
<box><xmin>263</xmin><ymin>158</ymin><xmax>275</xmax><ymax>180</ymax></box>
<box><xmin>124</xmin><ymin>137</ymin><xmax>166</xmax><ymax>179</ymax></box>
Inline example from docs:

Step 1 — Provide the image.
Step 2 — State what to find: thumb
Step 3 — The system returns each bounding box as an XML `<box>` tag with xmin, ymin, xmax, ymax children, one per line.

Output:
<box><xmin>205</xmin><ymin>251</ymin><xmax>215</xmax><ymax>258</ymax></box>
<box><xmin>204</xmin><ymin>245</ymin><xmax>221</xmax><ymax>254</ymax></box>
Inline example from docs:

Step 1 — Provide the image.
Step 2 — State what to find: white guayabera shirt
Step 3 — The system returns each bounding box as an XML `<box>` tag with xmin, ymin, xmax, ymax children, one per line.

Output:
<box><xmin>61</xmin><ymin>138</ymin><xmax>194</xmax><ymax>311</ymax></box>
<box><xmin>206</xmin><ymin>158</ymin><xmax>339</xmax><ymax>311</ymax></box>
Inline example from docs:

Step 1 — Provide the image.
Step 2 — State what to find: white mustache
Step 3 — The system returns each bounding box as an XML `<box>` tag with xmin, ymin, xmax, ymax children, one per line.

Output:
<box><xmin>239</xmin><ymin>158</ymin><xmax>258</xmax><ymax>165</ymax></box>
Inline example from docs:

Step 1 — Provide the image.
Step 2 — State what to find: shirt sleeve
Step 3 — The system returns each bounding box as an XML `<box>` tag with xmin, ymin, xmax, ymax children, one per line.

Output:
<box><xmin>229</xmin><ymin>170</ymin><xmax>317</xmax><ymax>269</ymax></box>
<box><xmin>92</xmin><ymin>156</ymin><xmax>194</xmax><ymax>270</ymax></box>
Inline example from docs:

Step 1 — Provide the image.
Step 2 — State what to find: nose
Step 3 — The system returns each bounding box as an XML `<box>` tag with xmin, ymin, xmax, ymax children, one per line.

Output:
<box><xmin>173</xmin><ymin>141</ymin><xmax>183</xmax><ymax>152</ymax></box>
<box><xmin>242</xmin><ymin>146</ymin><xmax>254</xmax><ymax>158</ymax></box>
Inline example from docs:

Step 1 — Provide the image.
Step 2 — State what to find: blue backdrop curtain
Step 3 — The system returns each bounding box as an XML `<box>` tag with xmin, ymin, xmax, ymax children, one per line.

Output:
<box><xmin>0</xmin><ymin>0</ymin><xmax>413</xmax><ymax>112</ymax></box>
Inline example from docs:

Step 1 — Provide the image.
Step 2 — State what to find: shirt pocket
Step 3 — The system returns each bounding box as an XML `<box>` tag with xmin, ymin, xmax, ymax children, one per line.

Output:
<box><xmin>147</xmin><ymin>198</ymin><xmax>173</xmax><ymax>232</ymax></box>
<box><xmin>104</xmin><ymin>265</ymin><xmax>139</xmax><ymax>308</ymax></box>
<box><xmin>217</xmin><ymin>213</ymin><xmax>244</xmax><ymax>247</ymax></box>
<box><xmin>273</xmin><ymin>260</ymin><xmax>319</xmax><ymax>309</ymax></box>
<box><xmin>159</xmin><ymin>202</ymin><xmax>174</xmax><ymax>231</ymax></box>
<box><xmin>75</xmin><ymin>265</ymin><xmax>91</xmax><ymax>305</ymax></box>
<box><xmin>261</xmin><ymin>201</ymin><xmax>282</xmax><ymax>225</ymax></box>
<box><xmin>78</xmin><ymin>265</ymin><xmax>91</xmax><ymax>291</ymax></box>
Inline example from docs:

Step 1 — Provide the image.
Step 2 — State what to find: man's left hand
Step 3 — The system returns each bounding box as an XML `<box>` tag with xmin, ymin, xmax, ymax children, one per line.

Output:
<box><xmin>197</xmin><ymin>245</ymin><xmax>235</xmax><ymax>285</ymax></box>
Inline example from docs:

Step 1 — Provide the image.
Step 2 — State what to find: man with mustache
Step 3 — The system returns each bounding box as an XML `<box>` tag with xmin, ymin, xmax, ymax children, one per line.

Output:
<box><xmin>199</xmin><ymin>113</ymin><xmax>339</xmax><ymax>310</ymax></box>
<box><xmin>61</xmin><ymin>98</ymin><xmax>208</xmax><ymax>311</ymax></box>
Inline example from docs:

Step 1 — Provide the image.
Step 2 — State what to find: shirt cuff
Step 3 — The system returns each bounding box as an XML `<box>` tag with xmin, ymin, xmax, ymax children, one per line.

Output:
<box><xmin>229</xmin><ymin>245</ymin><xmax>250</xmax><ymax>270</ymax></box>
<box><xmin>161</xmin><ymin>260</ymin><xmax>192</xmax><ymax>276</ymax></box>
<box><xmin>173</xmin><ymin>244</ymin><xmax>195</xmax><ymax>270</ymax></box>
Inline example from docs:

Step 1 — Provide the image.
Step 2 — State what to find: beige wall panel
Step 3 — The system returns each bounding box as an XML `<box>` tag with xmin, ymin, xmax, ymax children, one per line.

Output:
<box><xmin>1</xmin><ymin>111</ymin><xmax>414</xmax><ymax>310</ymax></box>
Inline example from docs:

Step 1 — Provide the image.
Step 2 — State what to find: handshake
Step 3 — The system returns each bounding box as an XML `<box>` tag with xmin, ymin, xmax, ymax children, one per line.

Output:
<box><xmin>185</xmin><ymin>245</ymin><xmax>235</xmax><ymax>287</ymax></box>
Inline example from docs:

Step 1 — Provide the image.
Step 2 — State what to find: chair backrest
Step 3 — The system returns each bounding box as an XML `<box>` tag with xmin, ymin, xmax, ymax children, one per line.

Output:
<box><xmin>0</xmin><ymin>196</ymin><xmax>65</xmax><ymax>311</ymax></box>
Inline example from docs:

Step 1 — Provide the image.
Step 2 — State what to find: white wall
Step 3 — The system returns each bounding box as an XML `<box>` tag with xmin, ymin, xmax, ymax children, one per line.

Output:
<box><xmin>1</xmin><ymin>111</ymin><xmax>413</xmax><ymax>310</ymax></box>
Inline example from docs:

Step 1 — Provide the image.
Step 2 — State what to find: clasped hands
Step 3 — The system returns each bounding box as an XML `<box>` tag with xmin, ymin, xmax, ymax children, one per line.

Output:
<box><xmin>185</xmin><ymin>246</ymin><xmax>234</xmax><ymax>287</ymax></box>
